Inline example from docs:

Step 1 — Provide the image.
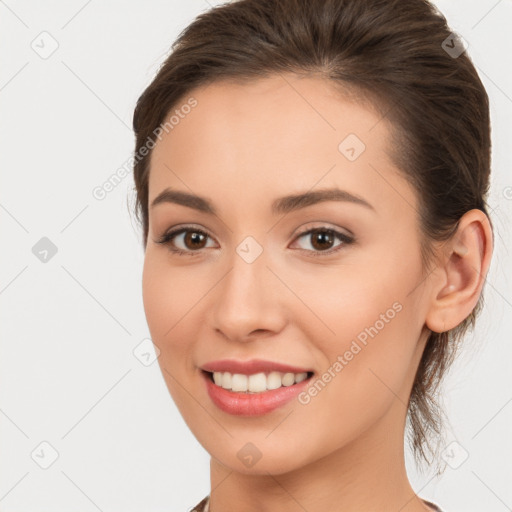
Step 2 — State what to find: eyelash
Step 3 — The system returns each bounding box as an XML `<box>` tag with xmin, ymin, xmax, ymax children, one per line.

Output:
<box><xmin>155</xmin><ymin>225</ymin><xmax>355</xmax><ymax>258</ymax></box>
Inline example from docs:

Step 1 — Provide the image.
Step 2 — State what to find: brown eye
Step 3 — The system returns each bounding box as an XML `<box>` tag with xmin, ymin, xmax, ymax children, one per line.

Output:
<box><xmin>182</xmin><ymin>231</ymin><xmax>208</xmax><ymax>250</ymax></box>
<box><xmin>156</xmin><ymin>225</ymin><xmax>354</xmax><ymax>258</ymax></box>
<box><xmin>293</xmin><ymin>227</ymin><xmax>354</xmax><ymax>257</ymax></box>
<box><xmin>156</xmin><ymin>227</ymin><xmax>215</xmax><ymax>255</ymax></box>
<box><xmin>309</xmin><ymin>230</ymin><xmax>336</xmax><ymax>251</ymax></box>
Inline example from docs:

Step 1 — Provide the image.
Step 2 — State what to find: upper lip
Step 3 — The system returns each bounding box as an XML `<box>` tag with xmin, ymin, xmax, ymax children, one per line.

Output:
<box><xmin>200</xmin><ymin>359</ymin><xmax>313</xmax><ymax>375</ymax></box>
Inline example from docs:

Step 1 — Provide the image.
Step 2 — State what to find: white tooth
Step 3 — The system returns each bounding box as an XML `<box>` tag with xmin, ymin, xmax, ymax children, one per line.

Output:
<box><xmin>267</xmin><ymin>371</ymin><xmax>282</xmax><ymax>390</ymax></box>
<box><xmin>248</xmin><ymin>372</ymin><xmax>267</xmax><ymax>392</ymax></box>
<box><xmin>295</xmin><ymin>372</ymin><xmax>307</xmax><ymax>383</ymax></box>
<box><xmin>213</xmin><ymin>370</ymin><xmax>309</xmax><ymax>392</ymax></box>
<box><xmin>231</xmin><ymin>373</ymin><xmax>248</xmax><ymax>392</ymax></box>
<box><xmin>267</xmin><ymin>372</ymin><xmax>282</xmax><ymax>389</ymax></box>
<box><xmin>221</xmin><ymin>372</ymin><xmax>232</xmax><ymax>390</ymax></box>
<box><xmin>282</xmin><ymin>372</ymin><xmax>295</xmax><ymax>386</ymax></box>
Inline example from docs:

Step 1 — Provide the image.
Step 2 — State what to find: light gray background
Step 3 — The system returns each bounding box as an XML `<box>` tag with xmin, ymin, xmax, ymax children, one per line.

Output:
<box><xmin>1</xmin><ymin>1</ymin><xmax>511</xmax><ymax>511</ymax></box>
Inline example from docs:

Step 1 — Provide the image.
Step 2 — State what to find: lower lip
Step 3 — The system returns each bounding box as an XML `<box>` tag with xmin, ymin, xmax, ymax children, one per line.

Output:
<box><xmin>202</xmin><ymin>370</ymin><xmax>313</xmax><ymax>416</ymax></box>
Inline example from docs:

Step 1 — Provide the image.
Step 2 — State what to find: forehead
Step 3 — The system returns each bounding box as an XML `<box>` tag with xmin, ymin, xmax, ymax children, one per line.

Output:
<box><xmin>148</xmin><ymin>73</ymin><xmax>413</xmax><ymax>219</ymax></box>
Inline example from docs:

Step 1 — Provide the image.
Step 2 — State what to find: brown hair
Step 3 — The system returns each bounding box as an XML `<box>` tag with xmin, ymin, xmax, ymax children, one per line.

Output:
<box><xmin>131</xmin><ymin>0</ymin><xmax>492</xmax><ymax>473</ymax></box>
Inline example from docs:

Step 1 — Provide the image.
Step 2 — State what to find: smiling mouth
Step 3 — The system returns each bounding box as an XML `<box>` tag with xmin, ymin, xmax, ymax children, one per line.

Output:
<box><xmin>202</xmin><ymin>369</ymin><xmax>315</xmax><ymax>394</ymax></box>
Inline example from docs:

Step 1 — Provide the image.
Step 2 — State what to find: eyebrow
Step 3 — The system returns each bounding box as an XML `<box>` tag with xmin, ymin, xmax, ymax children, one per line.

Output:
<box><xmin>150</xmin><ymin>187</ymin><xmax>375</xmax><ymax>215</ymax></box>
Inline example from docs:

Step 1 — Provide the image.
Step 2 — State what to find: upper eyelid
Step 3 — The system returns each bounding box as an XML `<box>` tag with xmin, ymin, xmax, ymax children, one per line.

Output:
<box><xmin>161</xmin><ymin>222</ymin><xmax>351</xmax><ymax>239</ymax></box>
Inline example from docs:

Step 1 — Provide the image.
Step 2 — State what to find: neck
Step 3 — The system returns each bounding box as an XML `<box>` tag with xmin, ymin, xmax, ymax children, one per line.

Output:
<box><xmin>208</xmin><ymin>398</ymin><xmax>431</xmax><ymax>512</ymax></box>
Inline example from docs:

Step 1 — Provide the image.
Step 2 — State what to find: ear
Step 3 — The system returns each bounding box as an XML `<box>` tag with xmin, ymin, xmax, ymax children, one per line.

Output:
<box><xmin>425</xmin><ymin>209</ymin><xmax>493</xmax><ymax>334</ymax></box>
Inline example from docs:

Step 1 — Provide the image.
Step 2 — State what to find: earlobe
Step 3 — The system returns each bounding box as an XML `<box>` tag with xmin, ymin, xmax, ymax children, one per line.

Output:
<box><xmin>425</xmin><ymin>209</ymin><xmax>493</xmax><ymax>334</ymax></box>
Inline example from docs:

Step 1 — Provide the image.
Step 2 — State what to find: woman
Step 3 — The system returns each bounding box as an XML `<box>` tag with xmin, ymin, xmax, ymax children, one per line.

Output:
<box><xmin>131</xmin><ymin>0</ymin><xmax>494</xmax><ymax>510</ymax></box>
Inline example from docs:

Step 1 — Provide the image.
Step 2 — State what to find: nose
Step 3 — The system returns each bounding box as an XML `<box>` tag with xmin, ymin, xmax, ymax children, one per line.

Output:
<box><xmin>210</xmin><ymin>244</ymin><xmax>286</xmax><ymax>343</ymax></box>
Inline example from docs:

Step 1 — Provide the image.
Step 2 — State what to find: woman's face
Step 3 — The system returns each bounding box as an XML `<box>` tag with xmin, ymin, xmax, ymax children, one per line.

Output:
<box><xmin>142</xmin><ymin>74</ymin><xmax>434</xmax><ymax>474</ymax></box>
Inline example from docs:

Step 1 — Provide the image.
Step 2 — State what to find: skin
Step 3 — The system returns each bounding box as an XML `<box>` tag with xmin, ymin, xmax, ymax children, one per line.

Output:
<box><xmin>142</xmin><ymin>73</ymin><xmax>493</xmax><ymax>512</ymax></box>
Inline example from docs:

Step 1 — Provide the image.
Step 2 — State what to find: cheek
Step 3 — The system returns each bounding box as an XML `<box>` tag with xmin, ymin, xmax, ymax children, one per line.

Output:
<box><xmin>291</xmin><ymin>306</ymin><xmax>421</xmax><ymax>459</ymax></box>
<box><xmin>142</xmin><ymin>252</ymin><xmax>169</xmax><ymax>339</ymax></box>
<box><xmin>323</xmin><ymin>296</ymin><xmax>410</xmax><ymax>381</ymax></box>
<box><xmin>142</xmin><ymin>253</ymin><xmax>199</xmax><ymax>412</ymax></box>
<box><xmin>142</xmin><ymin>250</ymin><xmax>197</xmax><ymax>335</ymax></box>
<box><xmin>305</xmin><ymin>250</ymin><xmax>424</xmax><ymax>415</ymax></box>
<box><xmin>141</xmin><ymin>252</ymin><xmax>193</xmax><ymax>364</ymax></box>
